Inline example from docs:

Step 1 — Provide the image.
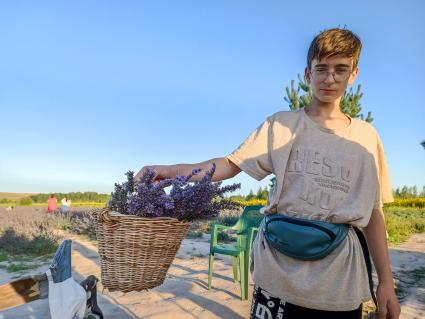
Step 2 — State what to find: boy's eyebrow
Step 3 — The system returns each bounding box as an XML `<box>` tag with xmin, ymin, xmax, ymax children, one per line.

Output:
<box><xmin>314</xmin><ymin>63</ymin><xmax>352</xmax><ymax>68</ymax></box>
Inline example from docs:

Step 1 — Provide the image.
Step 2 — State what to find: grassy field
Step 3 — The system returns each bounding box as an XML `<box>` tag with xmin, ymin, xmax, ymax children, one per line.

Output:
<box><xmin>385</xmin><ymin>207</ymin><xmax>425</xmax><ymax>244</ymax></box>
<box><xmin>28</xmin><ymin>202</ymin><xmax>106</xmax><ymax>208</ymax></box>
<box><xmin>0</xmin><ymin>192</ymin><xmax>37</xmax><ymax>200</ymax></box>
<box><xmin>0</xmin><ymin>207</ymin><xmax>64</xmax><ymax>274</ymax></box>
<box><xmin>0</xmin><ymin>192</ymin><xmax>108</xmax><ymax>207</ymax></box>
<box><xmin>1</xmin><ymin>205</ymin><xmax>424</xmax><ymax>274</ymax></box>
<box><xmin>0</xmin><ymin>206</ymin><xmax>96</xmax><ymax>273</ymax></box>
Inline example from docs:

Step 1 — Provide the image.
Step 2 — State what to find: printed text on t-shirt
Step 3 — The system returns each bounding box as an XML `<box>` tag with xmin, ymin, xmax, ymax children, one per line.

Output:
<box><xmin>287</xmin><ymin>146</ymin><xmax>352</xmax><ymax>211</ymax></box>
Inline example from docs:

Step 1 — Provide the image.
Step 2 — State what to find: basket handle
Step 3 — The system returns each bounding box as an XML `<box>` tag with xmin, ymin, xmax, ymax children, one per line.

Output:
<box><xmin>98</xmin><ymin>207</ymin><xmax>120</xmax><ymax>225</ymax></box>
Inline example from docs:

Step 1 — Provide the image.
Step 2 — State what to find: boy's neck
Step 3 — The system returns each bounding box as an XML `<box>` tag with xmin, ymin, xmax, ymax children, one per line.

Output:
<box><xmin>305</xmin><ymin>96</ymin><xmax>345</xmax><ymax>119</ymax></box>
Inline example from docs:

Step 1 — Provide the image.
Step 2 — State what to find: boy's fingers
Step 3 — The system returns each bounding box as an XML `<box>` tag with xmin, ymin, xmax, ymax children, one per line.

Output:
<box><xmin>134</xmin><ymin>169</ymin><xmax>144</xmax><ymax>182</ymax></box>
<box><xmin>135</xmin><ymin>166</ymin><xmax>161</xmax><ymax>182</ymax></box>
<box><xmin>377</xmin><ymin>301</ymin><xmax>388</xmax><ymax>319</ymax></box>
<box><xmin>135</xmin><ymin>167</ymin><xmax>150</xmax><ymax>181</ymax></box>
<box><xmin>153</xmin><ymin>172</ymin><xmax>160</xmax><ymax>182</ymax></box>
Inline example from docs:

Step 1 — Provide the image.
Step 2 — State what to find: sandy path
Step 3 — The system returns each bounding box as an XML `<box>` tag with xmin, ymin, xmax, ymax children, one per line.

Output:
<box><xmin>1</xmin><ymin>232</ymin><xmax>424</xmax><ymax>319</ymax></box>
<box><xmin>389</xmin><ymin>233</ymin><xmax>425</xmax><ymax>319</ymax></box>
<box><xmin>0</xmin><ymin>233</ymin><xmax>253</xmax><ymax>319</ymax></box>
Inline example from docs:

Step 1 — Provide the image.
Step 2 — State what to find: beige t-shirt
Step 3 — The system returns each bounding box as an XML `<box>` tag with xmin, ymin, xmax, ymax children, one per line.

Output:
<box><xmin>226</xmin><ymin>108</ymin><xmax>393</xmax><ymax>311</ymax></box>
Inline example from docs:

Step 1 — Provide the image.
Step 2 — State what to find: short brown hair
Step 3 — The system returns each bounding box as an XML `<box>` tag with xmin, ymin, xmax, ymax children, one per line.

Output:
<box><xmin>307</xmin><ymin>28</ymin><xmax>362</xmax><ymax>70</ymax></box>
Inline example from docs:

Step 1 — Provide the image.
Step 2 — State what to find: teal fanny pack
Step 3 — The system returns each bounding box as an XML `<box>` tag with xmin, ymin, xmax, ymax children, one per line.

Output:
<box><xmin>263</xmin><ymin>214</ymin><xmax>349</xmax><ymax>261</ymax></box>
<box><xmin>262</xmin><ymin>213</ymin><xmax>377</xmax><ymax>308</ymax></box>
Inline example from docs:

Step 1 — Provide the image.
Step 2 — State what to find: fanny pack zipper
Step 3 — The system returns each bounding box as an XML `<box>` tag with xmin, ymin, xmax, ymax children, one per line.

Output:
<box><xmin>265</xmin><ymin>216</ymin><xmax>337</xmax><ymax>241</ymax></box>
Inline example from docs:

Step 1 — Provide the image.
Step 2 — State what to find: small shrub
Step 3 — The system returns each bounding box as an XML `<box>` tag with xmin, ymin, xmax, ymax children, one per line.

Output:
<box><xmin>384</xmin><ymin>207</ymin><xmax>425</xmax><ymax>244</ymax></box>
<box><xmin>217</xmin><ymin>231</ymin><xmax>236</xmax><ymax>243</ymax></box>
<box><xmin>415</xmin><ymin>222</ymin><xmax>425</xmax><ymax>232</ymax></box>
<box><xmin>6</xmin><ymin>262</ymin><xmax>41</xmax><ymax>273</ymax></box>
<box><xmin>0</xmin><ymin>226</ymin><xmax>58</xmax><ymax>257</ymax></box>
<box><xmin>190</xmin><ymin>252</ymin><xmax>206</xmax><ymax>258</ymax></box>
<box><xmin>29</xmin><ymin>234</ymin><xmax>59</xmax><ymax>256</ymax></box>
<box><xmin>185</xmin><ymin>230</ymin><xmax>203</xmax><ymax>239</ymax></box>
<box><xmin>0</xmin><ymin>198</ymin><xmax>15</xmax><ymax>204</ymax></box>
<box><xmin>19</xmin><ymin>198</ymin><xmax>33</xmax><ymax>206</ymax></box>
<box><xmin>216</xmin><ymin>215</ymin><xmax>239</xmax><ymax>227</ymax></box>
<box><xmin>0</xmin><ymin>250</ymin><xmax>7</xmax><ymax>262</ymax></box>
<box><xmin>188</xmin><ymin>220</ymin><xmax>210</xmax><ymax>234</ymax></box>
<box><xmin>67</xmin><ymin>210</ymin><xmax>96</xmax><ymax>240</ymax></box>
<box><xmin>385</xmin><ymin>198</ymin><xmax>425</xmax><ymax>209</ymax></box>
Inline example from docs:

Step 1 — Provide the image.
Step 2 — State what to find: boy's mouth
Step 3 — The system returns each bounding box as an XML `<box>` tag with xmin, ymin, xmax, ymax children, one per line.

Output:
<box><xmin>320</xmin><ymin>89</ymin><xmax>337</xmax><ymax>93</ymax></box>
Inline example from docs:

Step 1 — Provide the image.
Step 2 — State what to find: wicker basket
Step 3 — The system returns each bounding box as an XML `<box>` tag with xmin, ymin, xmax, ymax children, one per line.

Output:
<box><xmin>93</xmin><ymin>207</ymin><xmax>191</xmax><ymax>292</ymax></box>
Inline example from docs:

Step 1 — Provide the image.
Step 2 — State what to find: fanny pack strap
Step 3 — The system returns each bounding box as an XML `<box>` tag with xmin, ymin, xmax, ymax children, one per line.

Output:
<box><xmin>353</xmin><ymin>227</ymin><xmax>378</xmax><ymax>308</ymax></box>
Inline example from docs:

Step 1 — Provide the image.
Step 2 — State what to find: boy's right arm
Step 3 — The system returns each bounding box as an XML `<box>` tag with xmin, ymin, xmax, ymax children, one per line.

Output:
<box><xmin>135</xmin><ymin>157</ymin><xmax>241</xmax><ymax>183</ymax></box>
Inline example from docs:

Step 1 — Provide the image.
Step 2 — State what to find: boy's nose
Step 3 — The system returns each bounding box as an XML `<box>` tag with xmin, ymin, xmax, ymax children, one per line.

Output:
<box><xmin>323</xmin><ymin>72</ymin><xmax>336</xmax><ymax>84</ymax></box>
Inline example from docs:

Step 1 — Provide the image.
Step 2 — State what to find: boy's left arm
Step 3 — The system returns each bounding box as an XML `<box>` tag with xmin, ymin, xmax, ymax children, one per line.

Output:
<box><xmin>364</xmin><ymin>207</ymin><xmax>401</xmax><ymax>319</ymax></box>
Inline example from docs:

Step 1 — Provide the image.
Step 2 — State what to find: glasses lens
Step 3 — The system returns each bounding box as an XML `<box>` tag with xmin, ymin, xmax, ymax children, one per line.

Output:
<box><xmin>313</xmin><ymin>69</ymin><xmax>350</xmax><ymax>82</ymax></box>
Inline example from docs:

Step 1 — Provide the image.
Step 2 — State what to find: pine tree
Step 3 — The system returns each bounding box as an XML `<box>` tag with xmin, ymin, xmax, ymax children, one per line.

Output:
<box><xmin>421</xmin><ymin>140</ymin><xmax>425</xmax><ymax>150</ymax></box>
<box><xmin>412</xmin><ymin>185</ymin><xmax>418</xmax><ymax>197</ymax></box>
<box><xmin>256</xmin><ymin>187</ymin><xmax>263</xmax><ymax>199</ymax></box>
<box><xmin>400</xmin><ymin>186</ymin><xmax>409</xmax><ymax>198</ymax></box>
<box><xmin>394</xmin><ymin>188</ymin><xmax>401</xmax><ymax>198</ymax></box>
<box><xmin>261</xmin><ymin>188</ymin><xmax>268</xmax><ymax>200</ymax></box>
<box><xmin>246</xmin><ymin>190</ymin><xmax>255</xmax><ymax>201</ymax></box>
<box><xmin>284</xmin><ymin>74</ymin><xmax>373</xmax><ymax>122</ymax></box>
<box><xmin>420</xmin><ymin>186</ymin><xmax>425</xmax><ymax>197</ymax></box>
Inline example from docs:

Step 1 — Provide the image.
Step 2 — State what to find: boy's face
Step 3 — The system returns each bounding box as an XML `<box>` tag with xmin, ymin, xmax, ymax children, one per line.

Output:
<box><xmin>305</xmin><ymin>55</ymin><xmax>359</xmax><ymax>103</ymax></box>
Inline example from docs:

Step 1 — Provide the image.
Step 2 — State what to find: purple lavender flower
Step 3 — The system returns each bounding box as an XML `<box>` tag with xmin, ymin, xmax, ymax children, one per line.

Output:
<box><xmin>108</xmin><ymin>164</ymin><xmax>241</xmax><ymax>221</ymax></box>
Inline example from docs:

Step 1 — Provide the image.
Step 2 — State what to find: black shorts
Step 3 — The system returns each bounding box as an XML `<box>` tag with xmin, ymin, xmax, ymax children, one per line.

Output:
<box><xmin>250</xmin><ymin>286</ymin><xmax>362</xmax><ymax>319</ymax></box>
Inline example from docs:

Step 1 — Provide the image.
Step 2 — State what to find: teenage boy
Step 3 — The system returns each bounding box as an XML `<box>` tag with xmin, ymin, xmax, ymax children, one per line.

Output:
<box><xmin>136</xmin><ymin>28</ymin><xmax>400</xmax><ymax>319</ymax></box>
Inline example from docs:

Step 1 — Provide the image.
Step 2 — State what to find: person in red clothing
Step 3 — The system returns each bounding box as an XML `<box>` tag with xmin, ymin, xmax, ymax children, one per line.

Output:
<box><xmin>47</xmin><ymin>194</ymin><xmax>57</xmax><ymax>213</ymax></box>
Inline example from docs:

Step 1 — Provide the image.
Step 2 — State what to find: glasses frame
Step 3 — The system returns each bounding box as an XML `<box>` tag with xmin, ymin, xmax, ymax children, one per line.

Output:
<box><xmin>311</xmin><ymin>67</ymin><xmax>353</xmax><ymax>83</ymax></box>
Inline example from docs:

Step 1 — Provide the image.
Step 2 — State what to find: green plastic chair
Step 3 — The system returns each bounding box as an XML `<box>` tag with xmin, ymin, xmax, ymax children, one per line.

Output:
<box><xmin>208</xmin><ymin>205</ymin><xmax>264</xmax><ymax>300</ymax></box>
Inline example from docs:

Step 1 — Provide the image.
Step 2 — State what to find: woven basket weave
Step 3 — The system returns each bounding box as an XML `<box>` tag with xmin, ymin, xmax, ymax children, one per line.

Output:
<box><xmin>93</xmin><ymin>207</ymin><xmax>191</xmax><ymax>292</ymax></box>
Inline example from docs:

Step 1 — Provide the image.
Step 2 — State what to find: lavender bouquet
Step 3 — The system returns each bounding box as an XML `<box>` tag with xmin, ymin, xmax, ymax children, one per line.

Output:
<box><xmin>108</xmin><ymin>164</ymin><xmax>241</xmax><ymax>221</ymax></box>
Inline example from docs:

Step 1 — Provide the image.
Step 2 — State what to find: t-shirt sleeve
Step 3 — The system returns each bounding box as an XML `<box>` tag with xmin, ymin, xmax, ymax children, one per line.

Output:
<box><xmin>226</xmin><ymin>116</ymin><xmax>273</xmax><ymax>181</ymax></box>
<box><xmin>373</xmin><ymin>133</ymin><xmax>394</xmax><ymax>209</ymax></box>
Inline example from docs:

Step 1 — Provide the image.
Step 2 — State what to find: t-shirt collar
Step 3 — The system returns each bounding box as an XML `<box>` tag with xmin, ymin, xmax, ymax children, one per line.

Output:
<box><xmin>301</xmin><ymin>107</ymin><xmax>352</xmax><ymax>134</ymax></box>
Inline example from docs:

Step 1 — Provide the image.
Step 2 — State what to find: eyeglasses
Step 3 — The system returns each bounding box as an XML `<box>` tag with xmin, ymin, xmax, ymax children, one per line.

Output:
<box><xmin>311</xmin><ymin>67</ymin><xmax>353</xmax><ymax>82</ymax></box>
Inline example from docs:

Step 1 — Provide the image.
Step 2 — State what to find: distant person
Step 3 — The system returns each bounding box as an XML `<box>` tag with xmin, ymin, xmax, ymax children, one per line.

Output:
<box><xmin>47</xmin><ymin>194</ymin><xmax>57</xmax><ymax>213</ymax></box>
<box><xmin>61</xmin><ymin>197</ymin><xmax>72</xmax><ymax>214</ymax></box>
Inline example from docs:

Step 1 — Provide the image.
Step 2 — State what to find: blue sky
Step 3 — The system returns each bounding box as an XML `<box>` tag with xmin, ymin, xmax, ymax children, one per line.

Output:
<box><xmin>1</xmin><ymin>1</ymin><xmax>424</xmax><ymax>196</ymax></box>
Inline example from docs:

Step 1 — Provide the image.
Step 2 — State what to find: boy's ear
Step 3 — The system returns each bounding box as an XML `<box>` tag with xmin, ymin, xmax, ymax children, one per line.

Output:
<box><xmin>304</xmin><ymin>67</ymin><xmax>311</xmax><ymax>83</ymax></box>
<box><xmin>347</xmin><ymin>67</ymin><xmax>359</xmax><ymax>85</ymax></box>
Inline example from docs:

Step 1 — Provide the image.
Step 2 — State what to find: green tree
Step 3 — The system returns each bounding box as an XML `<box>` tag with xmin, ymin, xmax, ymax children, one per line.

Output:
<box><xmin>246</xmin><ymin>190</ymin><xmax>255</xmax><ymax>201</ymax></box>
<box><xmin>28</xmin><ymin>192</ymin><xmax>109</xmax><ymax>203</ymax></box>
<box><xmin>394</xmin><ymin>188</ymin><xmax>401</xmax><ymax>198</ymax></box>
<box><xmin>256</xmin><ymin>186</ymin><xmax>268</xmax><ymax>200</ymax></box>
<box><xmin>256</xmin><ymin>187</ymin><xmax>263</xmax><ymax>199</ymax></box>
<box><xmin>412</xmin><ymin>185</ymin><xmax>418</xmax><ymax>197</ymax></box>
<box><xmin>421</xmin><ymin>140</ymin><xmax>425</xmax><ymax>149</ymax></box>
<box><xmin>420</xmin><ymin>186</ymin><xmax>425</xmax><ymax>197</ymax></box>
<box><xmin>400</xmin><ymin>186</ymin><xmax>409</xmax><ymax>198</ymax></box>
<box><xmin>284</xmin><ymin>74</ymin><xmax>373</xmax><ymax>122</ymax></box>
<box><xmin>394</xmin><ymin>185</ymin><xmax>421</xmax><ymax>199</ymax></box>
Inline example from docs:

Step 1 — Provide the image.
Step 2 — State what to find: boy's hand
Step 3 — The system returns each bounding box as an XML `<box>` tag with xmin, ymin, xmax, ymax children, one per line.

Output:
<box><xmin>135</xmin><ymin>165</ymin><xmax>176</xmax><ymax>183</ymax></box>
<box><xmin>376</xmin><ymin>282</ymin><xmax>401</xmax><ymax>318</ymax></box>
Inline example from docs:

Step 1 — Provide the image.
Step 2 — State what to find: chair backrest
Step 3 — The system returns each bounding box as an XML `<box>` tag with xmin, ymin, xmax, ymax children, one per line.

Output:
<box><xmin>233</xmin><ymin>205</ymin><xmax>264</xmax><ymax>235</ymax></box>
